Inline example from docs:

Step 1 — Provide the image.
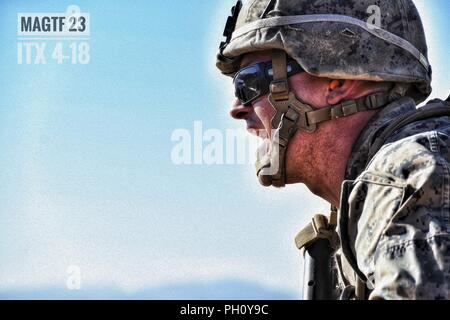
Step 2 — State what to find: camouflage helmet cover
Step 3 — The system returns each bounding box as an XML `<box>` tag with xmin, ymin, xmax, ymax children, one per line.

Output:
<box><xmin>217</xmin><ymin>0</ymin><xmax>432</xmax><ymax>102</ymax></box>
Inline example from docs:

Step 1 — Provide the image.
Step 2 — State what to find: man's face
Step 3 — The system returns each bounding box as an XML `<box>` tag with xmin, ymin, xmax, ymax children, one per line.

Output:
<box><xmin>230</xmin><ymin>52</ymin><xmax>276</xmax><ymax>153</ymax></box>
<box><xmin>230</xmin><ymin>51</ymin><xmax>331</xmax><ymax>185</ymax></box>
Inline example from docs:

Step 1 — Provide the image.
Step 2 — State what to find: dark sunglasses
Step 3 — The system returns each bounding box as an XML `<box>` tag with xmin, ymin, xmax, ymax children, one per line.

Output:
<box><xmin>233</xmin><ymin>59</ymin><xmax>305</xmax><ymax>106</ymax></box>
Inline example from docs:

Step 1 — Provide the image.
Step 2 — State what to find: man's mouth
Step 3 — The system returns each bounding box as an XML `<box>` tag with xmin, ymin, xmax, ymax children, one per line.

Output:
<box><xmin>247</xmin><ymin>128</ymin><xmax>273</xmax><ymax>159</ymax></box>
<box><xmin>247</xmin><ymin>127</ymin><xmax>268</xmax><ymax>139</ymax></box>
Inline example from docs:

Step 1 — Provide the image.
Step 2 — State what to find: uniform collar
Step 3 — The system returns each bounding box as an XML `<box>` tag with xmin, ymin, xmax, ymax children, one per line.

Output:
<box><xmin>344</xmin><ymin>97</ymin><xmax>417</xmax><ymax>181</ymax></box>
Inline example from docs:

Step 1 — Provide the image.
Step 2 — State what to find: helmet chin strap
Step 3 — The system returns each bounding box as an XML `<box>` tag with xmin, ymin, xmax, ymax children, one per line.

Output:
<box><xmin>255</xmin><ymin>50</ymin><xmax>390</xmax><ymax>188</ymax></box>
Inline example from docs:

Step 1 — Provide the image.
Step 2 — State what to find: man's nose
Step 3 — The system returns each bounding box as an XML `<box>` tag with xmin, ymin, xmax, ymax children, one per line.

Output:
<box><xmin>230</xmin><ymin>99</ymin><xmax>252</xmax><ymax>120</ymax></box>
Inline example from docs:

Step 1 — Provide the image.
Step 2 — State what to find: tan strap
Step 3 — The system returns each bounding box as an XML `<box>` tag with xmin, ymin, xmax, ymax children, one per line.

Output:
<box><xmin>306</xmin><ymin>93</ymin><xmax>389</xmax><ymax>125</ymax></box>
<box><xmin>368</xmin><ymin>104</ymin><xmax>450</xmax><ymax>161</ymax></box>
<box><xmin>329</xmin><ymin>205</ymin><xmax>338</xmax><ymax>227</ymax></box>
<box><xmin>270</xmin><ymin>50</ymin><xmax>290</xmax><ymax>101</ymax></box>
<box><xmin>263</xmin><ymin>50</ymin><xmax>293</xmax><ymax>187</ymax></box>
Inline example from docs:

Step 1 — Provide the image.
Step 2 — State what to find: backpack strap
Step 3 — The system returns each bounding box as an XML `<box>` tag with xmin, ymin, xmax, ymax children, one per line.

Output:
<box><xmin>367</xmin><ymin>101</ymin><xmax>450</xmax><ymax>160</ymax></box>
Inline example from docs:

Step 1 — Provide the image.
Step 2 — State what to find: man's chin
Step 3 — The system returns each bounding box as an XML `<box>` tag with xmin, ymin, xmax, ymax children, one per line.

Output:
<box><xmin>255</xmin><ymin>139</ymin><xmax>273</xmax><ymax>187</ymax></box>
<box><xmin>257</xmin><ymin>173</ymin><xmax>273</xmax><ymax>187</ymax></box>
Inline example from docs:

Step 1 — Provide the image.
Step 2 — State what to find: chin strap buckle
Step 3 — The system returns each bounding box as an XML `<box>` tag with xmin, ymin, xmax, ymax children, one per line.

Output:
<box><xmin>270</xmin><ymin>80</ymin><xmax>290</xmax><ymax>101</ymax></box>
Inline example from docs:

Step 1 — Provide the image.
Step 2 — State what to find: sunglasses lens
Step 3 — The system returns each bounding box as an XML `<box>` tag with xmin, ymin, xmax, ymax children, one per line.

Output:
<box><xmin>234</xmin><ymin>65</ymin><xmax>263</xmax><ymax>105</ymax></box>
<box><xmin>233</xmin><ymin>60</ymin><xmax>302</xmax><ymax>106</ymax></box>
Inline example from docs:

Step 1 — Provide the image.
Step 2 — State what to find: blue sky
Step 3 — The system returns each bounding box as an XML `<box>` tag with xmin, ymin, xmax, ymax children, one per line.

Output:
<box><xmin>0</xmin><ymin>0</ymin><xmax>449</xmax><ymax>299</ymax></box>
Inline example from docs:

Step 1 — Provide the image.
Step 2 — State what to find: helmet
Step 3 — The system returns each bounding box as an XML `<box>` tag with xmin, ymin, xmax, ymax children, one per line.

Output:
<box><xmin>216</xmin><ymin>0</ymin><xmax>432</xmax><ymax>188</ymax></box>
<box><xmin>217</xmin><ymin>0</ymin><xmax>432</xmax><ymax>102</ymax></box>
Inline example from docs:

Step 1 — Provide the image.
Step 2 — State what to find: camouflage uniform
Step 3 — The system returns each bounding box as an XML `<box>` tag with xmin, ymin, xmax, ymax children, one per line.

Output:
<box><xmin>337</xmin><ymin>97</ymin><xmax>450</xmax><ymax>300</ymax></box>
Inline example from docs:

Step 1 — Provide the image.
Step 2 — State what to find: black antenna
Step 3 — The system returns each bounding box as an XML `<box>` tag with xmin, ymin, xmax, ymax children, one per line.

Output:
<box><xmin>219</xmin><ymin>1</ymin><xmax>243</xmax><ymax>52</ymax></box>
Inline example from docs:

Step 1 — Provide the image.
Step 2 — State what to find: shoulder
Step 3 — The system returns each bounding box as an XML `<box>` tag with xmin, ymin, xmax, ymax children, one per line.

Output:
<box><xmin>366</xmin><ymin>130</ymin><xmax>446</xmax><ymax>189</ymax></box>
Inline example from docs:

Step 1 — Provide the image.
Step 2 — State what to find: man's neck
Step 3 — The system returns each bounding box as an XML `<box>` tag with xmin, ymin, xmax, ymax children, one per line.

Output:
<box><xmin>308</xmin><ymin>110</ymin><xmax>378</xmax><ymax>207</ymax></box>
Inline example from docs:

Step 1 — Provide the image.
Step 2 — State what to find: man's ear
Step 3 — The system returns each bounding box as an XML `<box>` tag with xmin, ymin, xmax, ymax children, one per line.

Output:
<box><xmin>326</xmin><ymin>80</ymin><xmax>359</xmax><ymax>105</ymax></box>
